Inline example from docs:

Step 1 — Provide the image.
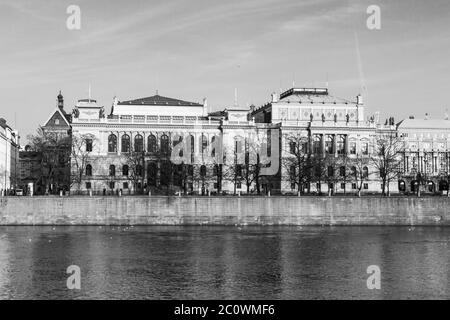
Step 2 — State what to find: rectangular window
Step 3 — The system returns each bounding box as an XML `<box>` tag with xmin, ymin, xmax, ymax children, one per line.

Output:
<box><xmin>349</xmin><ymin>142</ymin><xmax>356</xmax><ymax>155</ymax></box>
<box><xmin>340</xmin><ymin>183</ymin><xmax>345</xmax><ymax>189</ymax></box>
<box><xmin>362</xmin><ymin>143</ymin><xmax>369</xmax><ymax>155</ymax></box>
<box><xmin>351</xmin><ymin>183</ymin><xmax>357</xmax><ymax>190</ymax></box>
<box><xmin>109</xmin><ymin>182</ymin><xmax>115</xmax><ymax>189</ymax></box>
<box><xmin>86</xmin><ymin>139</ymin><xmax>93</xmax><ymax>152</ymax></box>
<box><xmin>214</xmin><ymin>183</ymin><xmax>218</xmax><ymax>189</ymax></box>
<box><xmin>123</xmin><ymin>182</ymin><xmax>129</xmax><ymax>189</ymax></box>
<box><xmin>364</xmin><ymin>183</ymin><xmax>369</xmax><ymax>190</ymax></box>
<box><xmin>85</xmin><ymin>182</ymin><xmax>91</xmax><ymax>189</ymax></box>
<box><xmin>236</xmin><ymin>182</ymin><xmax>242</xmax><ymax>189</ymax></box>
<box><xmin>291</xmin><ymin>183</ymin><xmax>296</xmax><ymax>190</ymax></box>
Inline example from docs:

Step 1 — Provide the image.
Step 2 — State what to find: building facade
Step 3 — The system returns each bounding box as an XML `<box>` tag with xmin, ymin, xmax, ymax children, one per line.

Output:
<box><xmin>35</xmin><ymin>87</ymin><xmax>450</xmax><ymax>196</ymax></box>
<box><xmin>0</xmin><ymin>118</ymin><xmax>20</xmax><ymax>195</ymax></box>
<box><xmin>397</xmin><ymin>117</ymin><xmax>450</xmax><ymax>194</ymax></box>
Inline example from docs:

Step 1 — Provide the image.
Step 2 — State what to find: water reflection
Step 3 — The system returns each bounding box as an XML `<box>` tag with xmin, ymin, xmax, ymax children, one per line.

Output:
<box><xmin>0</xmin><ymin>226</ymin><xmax>449</xmax><ymax>299</ymax></box>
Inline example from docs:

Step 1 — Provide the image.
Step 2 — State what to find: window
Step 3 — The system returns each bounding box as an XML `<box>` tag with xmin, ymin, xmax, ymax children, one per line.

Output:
<box><xmin>363</xmin><ymin>166</ymin><xmax>369</xmax><ymax>178</ymax></box>
<box><xmin>236</xmin><ymin>165</ymin><xmax>242</xmax><ymax>177</ymax></box>
<box><xmin>147</xmin><ymin>135</ymin><xmax>157</xmax><ymax>153</ymax></box>
<box><xmin>108</xmin><ymin>134</ymin><xmax>117</xmax><ymax>153</ymax></box>
<box><xmin>85</xmin><ymin>182</ymin><xmax>91</xmax><ymax>189</ymax></box>
<box><xmin>86</xmin><ymin>139</ymin><xmax>93</xmax><ymax>152</ymax></box>
<box><xmin>234</xmin><ymin>137</ymin><xmax>243</xmax><ymax>153</ymax></box>
<box><xmin>339</xmin><ymin>166</ymin><xmax>346</xmax><ymax>177</ymax></box>
<box><xmin>147</xmin><ymin>162</ymin><xmax>158</xmax><ymax>186</ymax></box>
<box><xmin>134</xmin><ymin>134</ymin><xmax>143</xmax><ymax>152</ymax></box>
<box><xmin>363</xmin><ymin>183</ymin><xmax>369</xmax><ymax>190</ymax></box>
<box><xmin>325</xmin><ymin>135</ymin><xmax>334</xmax><ymax>154</ymax></box>
<box><xmin>123</xmin><ymin>182</ymin><xmax>129</xmax><ymax>189</ymax></box>
<box><xmin>122</xmin><ymin>165</ymin><xmax>129</xmax><ymax>176</ymax></box>
<box><xmin>200</xmin><ymin>165</ymin><xmax>207</xmax><ymax>177</ymax></box>
<box><xmin>54</xmin><ymin>119</ymin><xmax>60</xmax><ymax>125</ymax></box>
<box><xmin>340</xmin><ymin>183</ymin><xmax>345</xmax><ymax>189</ymax></box>
<box><xmin>160</xmin><ymin>134</ymin><xmax>169</xmax><ymax>154</ymax></box>
<box><xmin>160</xmin><ymin>161</ymin><xmax>172</xmax><ymax>186</ymax></box>
<box><xmin>313</xmin><ymin>135</ymin><xmax>322</xmax><ymax>154</ymax></box>
<box><xmin>349</xmin><ymin>142</ymin><xmax>356</xmax><ymax>155</ymax></box>
<box><xmin>290</xmin><ymin>165</ymin><xmax>296</xmax><ymax>180</ymax></box>
<box><xmin>337</xmin><ymin>135</ymin><xmax>346</xmax><ymax>155</ymax></box>
<box><xmin>362</xmin><ymin>142</ymin><xmax>369</xmax><ymax>155</ymax></box>
<box><xmin>237</xmin><ymin>182</ymin><xmax>242</xmax><ymax>189</ymax></box>
<box><xmin>109</xmin><ymin>165</ymin><xmax>116</xmax><ymax>177</ymax></box>
<box><xmin>327</xmin><ymin>166</ymin><xmax>334</xmax><ymax>177</ymax></box>
<box><xmin>85</xmin><ymin>164</ymin><xmax>92</xmax><ymax>176</ymax></box>
<box><xmin>109</xmin><ymin>181</ymin><xmax>115</xmax><ymax>189</ymax></box>
<box><xmin>121</xmin><ymin>134</ymin><xmax>130</xmax><ymax>153</ymax></box>
<box><xmin>289</xmin><ymin>141</ymin><xmax>296</xmax><ymax>154</ymax></box>
<box><xmin>351</xmin><ymin>166</ymin><xmax>357</xmax><ymax>177</ymax></box>
<box><xmin>351</xmin><ymin>183</ymin><xmax>357</xmax><ymax>189</ymax></box>
<box><xmin>136</xmin><ymin>165</ymin><xmax>143</xmax><ymax>176</ymax></box>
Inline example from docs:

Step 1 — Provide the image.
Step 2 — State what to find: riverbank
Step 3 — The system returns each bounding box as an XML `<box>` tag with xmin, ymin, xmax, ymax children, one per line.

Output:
<box><xmin>0</xmin><ymin>196</ymin><xmax>449</xmax><ymax>226</ymax></box>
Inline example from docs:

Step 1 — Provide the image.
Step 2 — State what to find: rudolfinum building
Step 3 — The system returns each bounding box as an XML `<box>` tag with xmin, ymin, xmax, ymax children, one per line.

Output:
<box><xmin>39</xmin><ymin>88</ymin><xmax>450</xmax><ymax>196</ymax></box>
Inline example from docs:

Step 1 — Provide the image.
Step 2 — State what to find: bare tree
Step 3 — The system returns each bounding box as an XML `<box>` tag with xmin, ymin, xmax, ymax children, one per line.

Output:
<box><xmin>370</xmin><ymin>132</ymin><xmax>403</xmax><ymax>196</ymax></box>
<box><xmin>27</xmin><ymin>127</ymin><xmax>71</xmax><ymax>194</ymax></box>
<box><xmin>124</xmin><ymin>151</ymin><xmax>146</xmax><ymax>194</ymax></box>
<box><xmin>350</xmin><ymin>153</ymin><xmax>371</xmax><ymax>197</ymax></box>
<box><xmin>70</xmin><ymin>134</ymin><xmax>97</xmax><ymax>192</ymax></box>
<box><xmin>282</xmin><ymin>133</ymin><xmax>312</xmax><ymax>194</ymax></box>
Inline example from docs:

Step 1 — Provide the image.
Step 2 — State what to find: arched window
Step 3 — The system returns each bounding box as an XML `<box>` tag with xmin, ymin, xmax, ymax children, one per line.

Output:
<box><xmin>199</xmin><ymin>135</ymin><xmax>208</xmax><ymax>155</ymax></box>
<box><xmin>122</xmin><ymin>165</ymin><xmax>129</xmax><ymax>176</ymax></box>
<box><xmin>134</xmin><ymin>134</ymin><xmax>143</xmax><ymax>152</ymax></box>
<box><xmin>325</xmin><ymin>135</ymin><xmax>334</xmax><ymax>154</ymax></box>
<box><xmin>108</xmin><ymin>134</ymin><xmax>117</xmax><ymax>153</ymax></box>
<box><xmin>109</xmin><ymin>165</ymin><xmax>116</xmax><ymax>177</ymax></box>
<box><xmin>313</xmin><ymin>135</ymin><xmax>322</xmax><ymax>154</ymax></box>
<box><xmin>351</xmin><ymin>166</ymin><xmax>357</xmax><ymax>177</ymax></box>
<box><xmin>147</xmin><ymin>134</ymin><xmax>157</xmax><ymax>153</ymax></box>
<box><xmin>337</xmin><ymin>135</ymin><xmax>346</xmax><ymax>155</ymax></box>
<box><xmin>189</xmin><ymin>135</ymin><xmax>195</xmax><ymax>163</ymax></box>
<box><xmin>160</xmin><ymin>134</ymin><xmax>169</xmax><ymax>154</ymax></box>
<box><xmin>85</xmin><ymin>164</ymin><xmax>92</xmax><ymax>176</ymax></box>
<box><xmin>363</xmin><ymin>166</ymin><xmax>369</xmax><ymax>178</ymax></box>
<box><xmin>121</xmin><ymin>134</ymin><xmax>130</xmax><ymax>153</ymax></box>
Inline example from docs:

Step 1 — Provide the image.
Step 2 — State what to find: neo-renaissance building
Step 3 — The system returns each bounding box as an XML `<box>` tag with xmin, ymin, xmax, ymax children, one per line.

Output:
<box><xmin>0</xmin><ymin>118</ymin><xmax>20</xmax><ymax>194</ymax></box>
<box><xmin>36</xmin><ymin>87</ymin><xmax>450</xmax><ymax>195</ymax></box>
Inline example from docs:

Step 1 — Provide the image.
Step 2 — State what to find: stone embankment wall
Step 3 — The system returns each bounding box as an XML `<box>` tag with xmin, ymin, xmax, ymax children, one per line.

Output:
<box><xmin>0</xmin><ymin>196</ymin><xmax>448</xmax><ymax>226</ymax></box>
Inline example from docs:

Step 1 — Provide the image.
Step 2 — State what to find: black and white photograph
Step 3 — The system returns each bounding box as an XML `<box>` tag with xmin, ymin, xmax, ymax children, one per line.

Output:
<box><xmin>1</xmin><ymin>0</ymin><xmax>450</xmax><ymax>310</ymax></box>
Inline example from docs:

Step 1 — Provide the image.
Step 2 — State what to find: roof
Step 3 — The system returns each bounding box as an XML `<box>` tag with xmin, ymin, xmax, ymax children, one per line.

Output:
<box><xmin>118</xmin><ymin>94</ymin><xmax>202</xmax><ymax>107</ymax></box>
<box><xmin>276</xmin><ymin>88</ymin><xmax>354</xmax><ymax>104</ymax></box>
<box><xmin>398</xmin><ymin>118</ymin><xmax>450</xmax><ymax>130</ymax></box>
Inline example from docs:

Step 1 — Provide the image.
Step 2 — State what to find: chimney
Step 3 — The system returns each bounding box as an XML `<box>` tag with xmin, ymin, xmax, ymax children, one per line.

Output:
<box><xmin>356</xmin><ymin>94</ymin><xmax>363</xmax><ymax>105</ymax></box>
<box><xmin>425</xmin><ymin>113</ymin><xmax>429</xmax><ymax>120</ymax></box>
<box><xmin>271</xmin><ymin>92</ymin><xmax>278</xmax><ymax>103</ymax></box>
<box><xmin>445</xmin><ymin>109</ymin><xmax>449</xmax><ymax>120</ymax></box>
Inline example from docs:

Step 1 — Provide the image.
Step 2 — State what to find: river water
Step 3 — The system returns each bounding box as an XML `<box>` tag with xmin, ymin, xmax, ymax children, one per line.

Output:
<box><xmin>0</xmin><ymin>226</ymin><xmax>449</xmax><ymax>299</ymax></box>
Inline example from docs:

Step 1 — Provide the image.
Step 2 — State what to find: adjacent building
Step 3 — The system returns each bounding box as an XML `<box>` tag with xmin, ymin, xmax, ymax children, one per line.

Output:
<box><xmin>0</xmin><ymin>118</ymin><xmax>20</xmax><ymax>194</ymax></box>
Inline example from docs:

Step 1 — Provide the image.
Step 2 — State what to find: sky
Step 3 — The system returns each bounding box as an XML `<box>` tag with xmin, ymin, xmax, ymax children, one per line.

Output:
<box><xmin>1</xmin><ymin>0</ymin><xmax>450</xmax><ymax>140</ymax></box>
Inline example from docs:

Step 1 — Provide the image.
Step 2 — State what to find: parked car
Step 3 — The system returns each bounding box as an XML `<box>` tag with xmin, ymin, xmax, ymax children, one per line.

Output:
<box><xmin>15</xmin><ymin>189</ymin><xmax>24</xmax><ymax>196</ymax></box>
